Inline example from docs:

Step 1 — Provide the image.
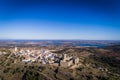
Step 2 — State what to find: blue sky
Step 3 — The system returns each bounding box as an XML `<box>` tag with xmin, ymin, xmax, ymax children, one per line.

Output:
<box><xmin>0</xmin><ymin>0</ymin><xmax>120</xmax><ymax>40</ymax></box>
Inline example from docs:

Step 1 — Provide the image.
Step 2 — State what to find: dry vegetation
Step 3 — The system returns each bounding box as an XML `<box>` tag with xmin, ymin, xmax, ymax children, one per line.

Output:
<box><xmin>0</xmin><ymin>45</ymin><xmax>120</xmax><ymax>80</ymax></box>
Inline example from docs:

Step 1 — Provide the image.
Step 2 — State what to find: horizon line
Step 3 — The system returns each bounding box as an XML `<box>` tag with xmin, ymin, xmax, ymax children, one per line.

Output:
<box><xmin>0</xmin><ymin>39</ymin><xmax>120</xmax><ymax>41</ymax></box>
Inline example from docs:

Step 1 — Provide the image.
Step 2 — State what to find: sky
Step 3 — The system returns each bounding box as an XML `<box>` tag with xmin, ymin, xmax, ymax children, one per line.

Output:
<box><xmin>0</xmin><ymin>0</ymin><xmax>120</xmax><ymax>40</ymax></box>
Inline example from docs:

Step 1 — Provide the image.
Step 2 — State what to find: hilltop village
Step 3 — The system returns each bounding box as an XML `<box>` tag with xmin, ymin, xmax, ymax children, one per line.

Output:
<box><xmin>12</xmin><ymin>47</ymin><xmax>80</xmax><ymax>68</ymax></box>
<box><xmin>0</xmin><ymin>45</ymin><xmax>120</xmax><ymax>80</ymax></box>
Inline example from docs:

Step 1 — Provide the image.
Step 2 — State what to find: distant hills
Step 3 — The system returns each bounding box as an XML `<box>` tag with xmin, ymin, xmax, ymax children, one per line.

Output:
<box><xmin>0</xmin><ymin>40</ymin><xmax>120</xmax><ymax>47</ymax></box>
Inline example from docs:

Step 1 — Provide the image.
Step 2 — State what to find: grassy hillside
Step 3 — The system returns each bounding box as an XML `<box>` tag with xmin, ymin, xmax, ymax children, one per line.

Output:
<box><xmin>0</xmin><ymin>46</ymin><xmax>120</xmax><ymax>80</ymax></box>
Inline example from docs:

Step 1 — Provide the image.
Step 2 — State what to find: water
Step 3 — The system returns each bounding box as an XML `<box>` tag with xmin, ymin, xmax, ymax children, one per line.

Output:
<box><xmin>76</xmin><ymin>44</ymin><xmax>107</xmax><ymax>48</ymax></box>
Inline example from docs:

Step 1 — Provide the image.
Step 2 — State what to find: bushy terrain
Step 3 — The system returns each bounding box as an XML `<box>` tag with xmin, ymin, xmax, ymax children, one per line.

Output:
<box><xmin>0</xmin><ymin>45</ymin><xmax>120</xmax><ymax>80</ymax></box>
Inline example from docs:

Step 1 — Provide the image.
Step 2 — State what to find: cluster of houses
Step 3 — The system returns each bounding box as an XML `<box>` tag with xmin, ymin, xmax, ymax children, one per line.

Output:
<box><xmin>14</xmin><ymin>47</ymin><xmax>80</xmax><ymax>68</ymax></box>
<box><xmin>14</xmin><ymin>47</ymin><xmax>57</xmax><ymax>64</ymax></box>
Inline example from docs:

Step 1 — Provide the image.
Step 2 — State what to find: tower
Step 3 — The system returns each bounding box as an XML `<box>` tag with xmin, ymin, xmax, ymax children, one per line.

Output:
<box><xmin>15</xmin><ymin>47</ymin><xmax>18</xmax><ymax>52</ymax></box>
